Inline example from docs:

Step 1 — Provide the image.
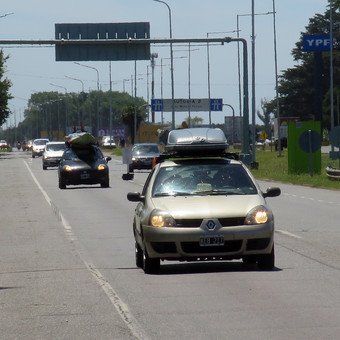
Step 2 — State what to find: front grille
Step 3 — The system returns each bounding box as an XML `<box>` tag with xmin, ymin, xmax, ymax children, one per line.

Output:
<box><xmin>175</xmin><ymin>217</ymin><xmax>245</xmax><ymax>228</ymax></box>
<box><xmin>181</xmin><ymin>240</ymin><xmax>242</xmax><ymax>254</ymax></box>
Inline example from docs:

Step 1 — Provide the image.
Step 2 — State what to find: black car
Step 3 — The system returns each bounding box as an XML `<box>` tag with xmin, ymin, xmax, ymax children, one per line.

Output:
<box><xmin>58</xmin><ymin>145</ymin><xmax>111</xmax><ymax>189</ymax></box>
<box><xmin>129</xmin><ymin>143</ymin><xmax>160</xmax><ymax>172</ymax></box>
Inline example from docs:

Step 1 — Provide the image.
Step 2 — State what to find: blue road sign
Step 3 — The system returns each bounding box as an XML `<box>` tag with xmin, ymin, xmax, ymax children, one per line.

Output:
<box><xmin>303</xmin><ymin>34</ymin><xmax>331</xmax><ymax>52</ymax></box>
<box><xmin>210</xmin><ymin>98</ymin><xmax>223</xmax><ymax>111</ymax></box>
<box><xmin>151</xmin><ymin>99</ymin><xmax>163</xmax><ymax>111</ymax></box>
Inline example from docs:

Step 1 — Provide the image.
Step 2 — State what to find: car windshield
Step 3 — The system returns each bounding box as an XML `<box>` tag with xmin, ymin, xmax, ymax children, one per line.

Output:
<box><xmin>46</xmin><ymin>143</ymin><xmax>66</xmax><ymax>151</ymax></box>
<box><xmin>63</xmin><ymin>146</ymin><xmax>103</xmax><ymax>164</ymax></box>
<box><xmin>152</xmin><ymin>161</ymin><xmax>257</xmax><ymax>197</ymax></box>
<box><xmin>133</xmin><ymin>144</ymin><xmax>159</xmax><ymax>155</ymax></box>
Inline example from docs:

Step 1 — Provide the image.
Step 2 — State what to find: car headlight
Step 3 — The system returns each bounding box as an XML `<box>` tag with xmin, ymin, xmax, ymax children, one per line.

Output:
<box><xmin>97</xmin><ymin>164</ymin><xmax>106</xmax><ymax>171</ymax></box>
<box><xmin>244</xmin><ymin>205</ymin><xmax>273</xmax><ymax>225</ymax></box>
<box><xmin>149</xmin><ymin>209</ymin><xmax>177</xmax><ymax>228</ymax></box>
<box><xmin>63</xmin><ymin>165</ymin><xmax>73</xmax><ymax>172</ymax></box>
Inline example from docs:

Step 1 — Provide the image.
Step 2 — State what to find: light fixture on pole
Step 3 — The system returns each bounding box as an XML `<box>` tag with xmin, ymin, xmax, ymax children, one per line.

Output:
<box><xmin>153</xmin><ymin>0</ymin><xmax>175</xmax><ymax>129</ymax></box>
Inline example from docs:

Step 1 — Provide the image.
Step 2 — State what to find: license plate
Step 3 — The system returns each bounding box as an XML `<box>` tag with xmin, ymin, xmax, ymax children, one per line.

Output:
<box><xmin>199</xmin><ymin>235</ymin><xmax>224</xmax><ymax>247</ymax></box>
<box><xmin>80</xmin><ymin>171</ymin><xmax>90</xmax><ymax>179</ymax></box>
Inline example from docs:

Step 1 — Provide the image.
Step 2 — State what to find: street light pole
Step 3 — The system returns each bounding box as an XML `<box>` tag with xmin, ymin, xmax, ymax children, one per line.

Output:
<box><xmin>272</xmin><ymin>0</ymin><xmax>281</xmax><ymax>156</ymax></box>
<box><xmin>207</xmin><ymin>30</ymin><xmax>237</xmax><ymax>126</ymax></box>
<box><xmin>49</xmin><ymin>83</ymin><xmax>68</xmax><ymax>134</ymax></box>
<box><xmin>154</xmin><ymin>0</ymin><xmax>175</xmax><ymax>129</ymax></box>
<box><xmin>65</xmin><ymin>75</ymin><xmax>85</xmax><ymax>126</ymax></box>
<box><xmin>74</xmin><ymin>62</ymin><xmax>100</xmax><ymax>136</ymax></box>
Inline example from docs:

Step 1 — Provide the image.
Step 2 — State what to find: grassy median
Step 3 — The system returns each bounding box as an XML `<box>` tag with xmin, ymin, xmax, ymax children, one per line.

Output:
<box><xmin>248</xmin><ymin>148</ymin><xmax>340</xmax><ymax>190</ymax></box>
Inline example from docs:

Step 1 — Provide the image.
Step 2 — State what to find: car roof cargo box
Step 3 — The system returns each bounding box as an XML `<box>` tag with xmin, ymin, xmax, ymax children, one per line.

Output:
<box><xmin>65</xmin><ymin>132</ymin><xmax>97</xmax><ymax>148</ymax></box>
<box><xmin>165</xmin><ymin>128</ymin><xmax>228</xmax><ymax>155</ymax></box>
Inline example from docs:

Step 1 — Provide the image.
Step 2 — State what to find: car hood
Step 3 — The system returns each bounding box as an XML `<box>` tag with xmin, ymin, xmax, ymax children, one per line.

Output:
<box><xmin>150</xmin><ymin>194</ymin><xmax>265</xmax><ymax>218</ymax></box>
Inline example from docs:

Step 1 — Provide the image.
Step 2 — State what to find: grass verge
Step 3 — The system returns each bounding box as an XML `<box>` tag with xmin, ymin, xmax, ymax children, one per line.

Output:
<box><xmin>249</xmin><ymin>149</ymin><xmax>340</xmax><ymax>190</ymax></box>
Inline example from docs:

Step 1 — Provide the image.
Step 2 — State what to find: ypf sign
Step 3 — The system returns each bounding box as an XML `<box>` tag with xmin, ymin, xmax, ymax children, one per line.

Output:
<box><xmin>303</xmin><ymin>34</ymin><xmax>331</xmax><ymax>52</ymax></box>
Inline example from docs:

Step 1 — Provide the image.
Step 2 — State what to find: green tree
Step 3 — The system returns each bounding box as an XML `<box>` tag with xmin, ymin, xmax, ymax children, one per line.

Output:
<box><xmin>257</xmin><ymin>99</ymin><xmax>272</xmax><ymax>136</ymax></box>
<box><xmin>0</xmin><ymin>49</ymin><xmax>12</xmax><ymax>126</ymax></box>
<box><xmin>186</xmin><ymin>116</ymin><xmax>203</xmax><ymax>126</ymax></box>
<box><xmin>264</xmin><ymin>1</ymin><xmax>340</xmax><ymax>130</ymax></box>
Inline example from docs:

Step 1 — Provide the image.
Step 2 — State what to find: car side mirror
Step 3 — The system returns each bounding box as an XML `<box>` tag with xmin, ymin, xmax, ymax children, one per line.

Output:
<box><xmin>106</xmin><ymin>156</ymin><xmax>112</xmax><ymax>162</ymax></box>
<box><xmin>127</xmin><ymin>192</ymin><xmax>144</xmax><ymax>202</ymax></box>
<box><xmin>263</xmin><ymin>187</ymin><xmax>281</xmax><ymax>198</ymax></box>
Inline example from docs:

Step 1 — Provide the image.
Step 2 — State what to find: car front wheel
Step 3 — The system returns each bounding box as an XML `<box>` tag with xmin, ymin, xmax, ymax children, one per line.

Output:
<box><xmin>135</xmin><ymin>242</ymin><xmax>143</xmax><ymax>268</ymax></box>
<box><xmin>58</xmin><ymin>176</ymin><xmax>66</xmax><ymax>189</ymax></box>
<box><xmin>257</xmin><ymin>246</ymin><xmax>275</xmax><ymax>270</ymax></box>
<box><xmin>101</xmin><ymin>177</ymin><xmax>110</xmax><ymax>188</ymax></box>
<box><xmin>143</xmin><ymin>249</ymin><xmax>160</xmax><ymax>274</ymax></box>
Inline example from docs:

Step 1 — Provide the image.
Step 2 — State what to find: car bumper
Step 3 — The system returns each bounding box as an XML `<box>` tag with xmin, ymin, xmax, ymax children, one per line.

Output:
<box><xmin>130</xmin><ymin>159</ymin><xmax>154</xmax><ymax>170</ymax></box>
<box><xmin>60</xmin><ymin>170</ymin><xmax>109</xmax><ymax>185</ymax></box>
<box><xmin>141</xmin><ymin>223</ymin><xmax>274</xmax><ymax>260</ymax></box>
<box><xmin>43</xmin><ymin>158</ymin><xmax>61</xmax><ymax>167</ymax></box>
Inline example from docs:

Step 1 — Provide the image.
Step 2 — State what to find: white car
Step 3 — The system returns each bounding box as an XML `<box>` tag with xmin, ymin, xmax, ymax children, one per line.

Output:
<box><xmin>42</xmin><ymin>141</ymin><xmax>67</xmax><ymax>169</ymax></box>
<box><xmin>32</xmin><ymin>138</ymin><xmax>50</xmax><ymax>158</ymax></box>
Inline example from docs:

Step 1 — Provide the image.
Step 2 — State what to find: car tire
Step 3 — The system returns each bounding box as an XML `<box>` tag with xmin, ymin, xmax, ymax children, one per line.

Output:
<box><xmin>129</xmin><ymin>165</ymin><xmax>134</xmax><ymax>173</ymax></box>
<box><xmin>135</xmin><ymin>242</ymin><xmax>143</xmax><ymax>268</ymax></box>
<box><xmin>257</xmin><ymin>246</ymin><xmax>275</xmax><ymax>270</ymax></box>
<box><xmin>142</xmin><ymin>249</ymin><xmax>160</xmax><ymax>274</ymax></box>
<box><xmin>32</xmin><ymin>154</ymin><xmax>35</xmax><ymax>158</ymax></box>
<box><xmin>58</xmin><ymin>176</ymin><xmax>66</xmax><ymax>189</ymax></box>
<box><xmin>43</xmin><ymin>165</ymin><xmax>47</xmax><ymax>170</ymax></box>
<box><xmin>101</xmin><ymin>177</ymin><xmax>110</xmax><ymax>188</ymax></box>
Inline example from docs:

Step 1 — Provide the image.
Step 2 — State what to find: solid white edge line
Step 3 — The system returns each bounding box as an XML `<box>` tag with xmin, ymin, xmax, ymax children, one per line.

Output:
<box><xmin>276</xmin><ymin>229</ymin><xmax>302</xmax><ymax>239</ymax></box>
<box><xmin>23</xmin><ymin>160</ymin><xmax>149</xmax><ymax>340</ymax></box>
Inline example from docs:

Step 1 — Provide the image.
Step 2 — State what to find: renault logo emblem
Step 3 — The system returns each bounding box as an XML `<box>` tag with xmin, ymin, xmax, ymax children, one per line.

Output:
<box><xmin>206</xmin><ymin>220</ymin><xmax>216</xmax><ymax>230</ymax></box>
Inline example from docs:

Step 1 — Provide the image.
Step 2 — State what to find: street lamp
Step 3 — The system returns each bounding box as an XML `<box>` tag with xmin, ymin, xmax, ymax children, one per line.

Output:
<box><xmin>49</xmin><ymin>83</ymin><xmax>68</xmax><ymax>134</ymax></box>
<box><xmin>65</xmin><ymin>75</ymin><xmax>84</xmax><ymax>92</ymax></box>
<box><xmin>153</xmin><ymin>0</ymin><xmax>175</xmax><ymax>129</ymax></box>
<box><xmin>74</xmin><ymin>62</ymin><xmax>100</xmax><ymax>137</ymax></box>
<box><xmin>236</xmin><ymin>11</ymin><xmax>274</xmax><ymax>119</ymax></box>
<box><xmin>65</xmin><ymin>76</ymin><xmax>85</xmax><ymax>126</ymax></box>
<box><xmin>160</xmin><ymin>55</ymin><xmax>187</xmax><ymax>124</ymax></box>
<box><xmin>207</xmin><ymin>30</ymin><xmax>238</xmax><ymax>126</ymax></box>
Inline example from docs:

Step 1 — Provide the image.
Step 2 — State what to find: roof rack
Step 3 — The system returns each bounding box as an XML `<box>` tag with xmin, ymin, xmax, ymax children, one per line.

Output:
<box><xmin>156</xmin><ymin>127</ymin><xmax>239</xmax><ymax>161</ymax></box>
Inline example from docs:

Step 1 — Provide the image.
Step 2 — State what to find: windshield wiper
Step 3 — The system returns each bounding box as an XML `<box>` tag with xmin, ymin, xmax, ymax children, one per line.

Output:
<box><xmin>154</xmin><ymin>191</ymin><xmax>192</xmax><ymax>197</ymax></box>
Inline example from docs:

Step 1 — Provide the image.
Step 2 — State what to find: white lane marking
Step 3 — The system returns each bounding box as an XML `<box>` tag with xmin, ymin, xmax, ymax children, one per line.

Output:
<box><xmin>24</xmin><ymin>160</ymin><xmax>149</xmax><ymax>340</ymax></box>
<box><xmin>276</xmin><ymin>230</ymin><xmax>302</xmax><ymax>239</ymax></box>
<box><xmin>283</xmin><ymin>192</ymin><xmax>340</xmax><ymax>206</ymax></box>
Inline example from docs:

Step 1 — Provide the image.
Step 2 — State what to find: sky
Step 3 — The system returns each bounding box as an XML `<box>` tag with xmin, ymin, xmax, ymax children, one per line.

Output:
<box><xmin>0</xmin><ymin>0</ymin><xmax>329</xmax><ymax>129</ymax></box>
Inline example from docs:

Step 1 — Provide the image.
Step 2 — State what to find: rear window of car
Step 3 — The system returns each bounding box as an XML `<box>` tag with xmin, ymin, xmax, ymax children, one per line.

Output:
<box><xmin>152</xmin><ymin>160</ymin><xmax>257</xmax><ymax>197</ymax></box>
<box><xmin>63</xmin><ymin>146</ymin><xmax>103</xmax><ymax>163</ymax></box>
<box><xmin>133</xmin><ymin>144</ymin><xmax>159</xmax><ymax>155</ymax></box>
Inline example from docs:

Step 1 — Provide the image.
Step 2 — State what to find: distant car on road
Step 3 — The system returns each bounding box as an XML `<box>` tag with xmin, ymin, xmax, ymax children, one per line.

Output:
<box><xmin>42</xmin><ymin>141</ymin><xmax>67</xmax><ymax>170</ymax></box>
<box><xmin>129</xmin><ymin>143</ymin><xmax>160</xmax><ymax>172</ymax></box>
<box><xmin>58</xmin><ymin>145</ymin><xmax>111</xmax><ymax>189</ymax></box>
<box><xmin>0</xmin><ymin>140</ymin><xmax>9</xmax><ymax>150</ymax></box>
<box><xmin>102</xmin><ymin>138</ymin><xmax>116</xmax><ymax>148</ymax></box>
<box><xmin>32</xmin><ymin>138</ymin><xmax>49</xmax><ymax>158</ymax></box>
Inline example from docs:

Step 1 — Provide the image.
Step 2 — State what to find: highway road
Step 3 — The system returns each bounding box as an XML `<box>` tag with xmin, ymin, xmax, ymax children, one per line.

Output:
<box><xmin>1</xmin><ymin>150</ymin><xmax>340</xmax><ymax>340</ymax></box>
